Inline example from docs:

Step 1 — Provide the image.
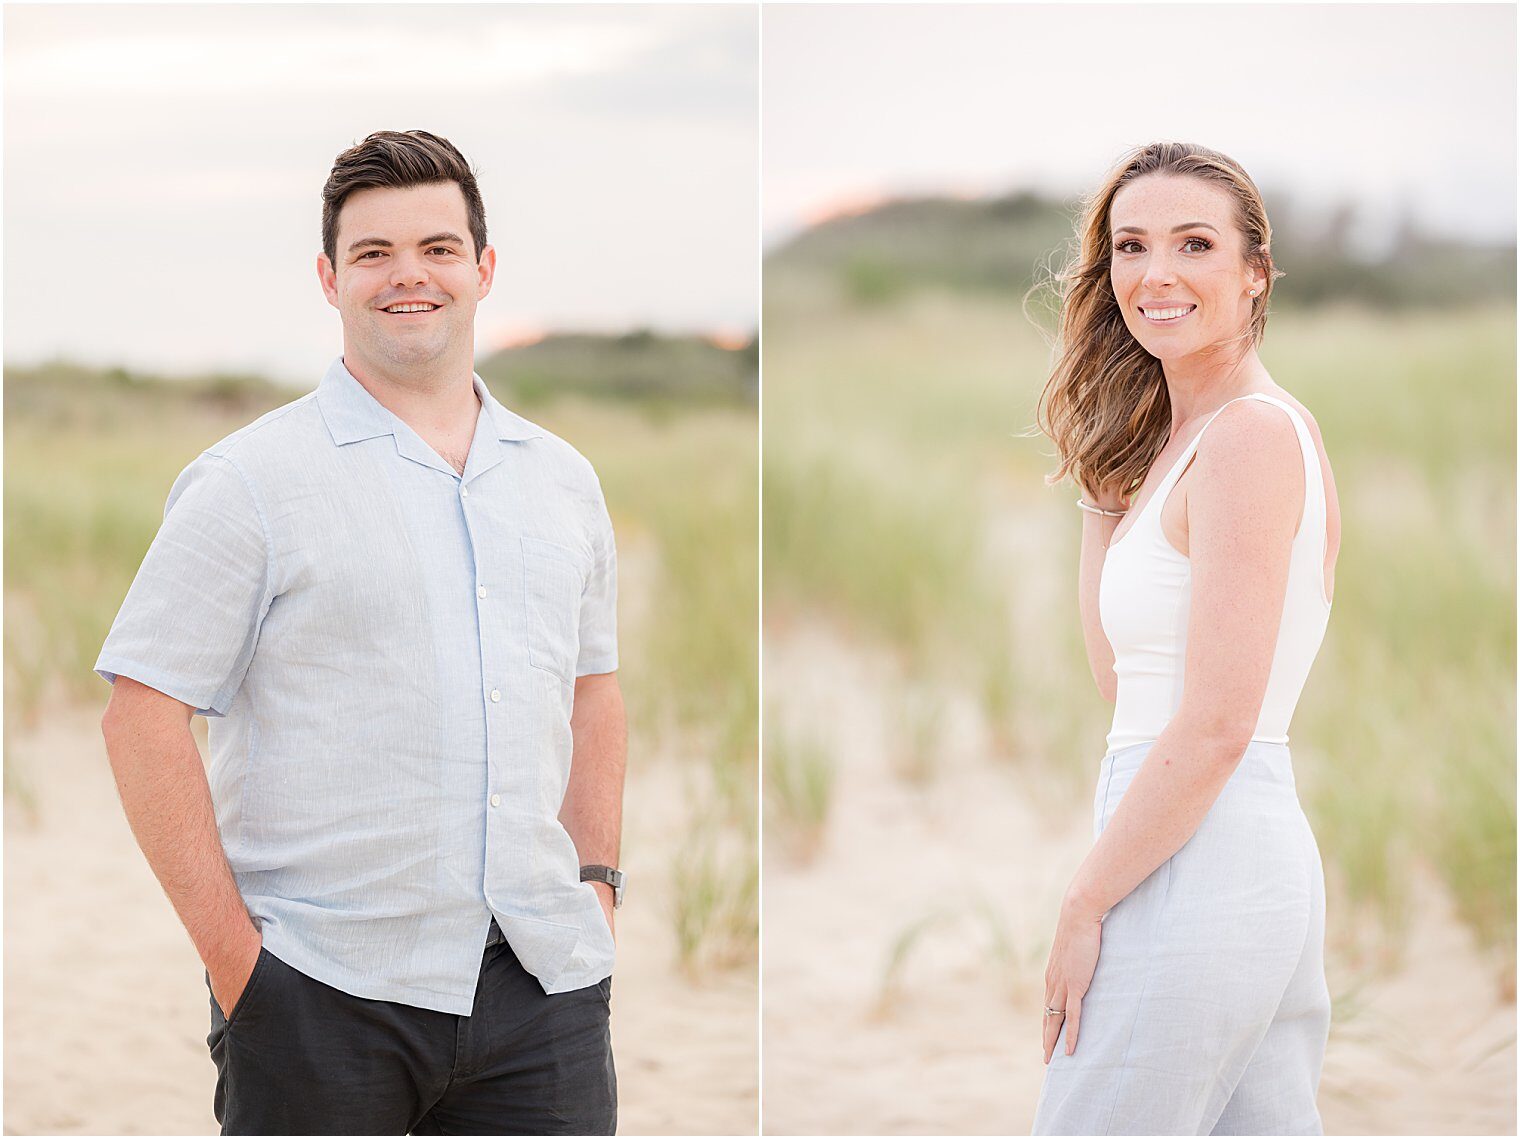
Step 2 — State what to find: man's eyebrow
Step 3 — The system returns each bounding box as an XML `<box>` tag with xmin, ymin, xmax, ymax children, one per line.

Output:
<box><xmin>345</xmin><ymin>232</ymin><xmax>468</xmax><ymax>255</ymax></box>
<box><xmin>1113</xmin><ymin>222</ymin><xmax>1221</xmax><ymax>236</ymax></box>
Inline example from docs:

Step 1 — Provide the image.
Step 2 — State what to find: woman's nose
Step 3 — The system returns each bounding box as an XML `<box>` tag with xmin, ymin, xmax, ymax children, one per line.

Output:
<box><xmin>1140</xmin><ymin>253</ymin><xmax>1177</xmax><ymax>291</ymax></box>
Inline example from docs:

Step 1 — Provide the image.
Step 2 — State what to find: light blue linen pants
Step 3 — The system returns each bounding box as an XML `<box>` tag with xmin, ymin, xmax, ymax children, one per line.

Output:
<box><xmin>1032</xmin><ymin>740</ymin><xmax>1331</xmax><ymax>1136</ymax></box>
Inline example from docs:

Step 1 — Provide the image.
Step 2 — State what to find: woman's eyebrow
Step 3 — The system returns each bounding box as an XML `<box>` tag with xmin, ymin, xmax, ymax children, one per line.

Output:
<box><xmin>1113</xmin><ymin>222</ymin><xmax>1221</xmax><ymax>236</ymax></box>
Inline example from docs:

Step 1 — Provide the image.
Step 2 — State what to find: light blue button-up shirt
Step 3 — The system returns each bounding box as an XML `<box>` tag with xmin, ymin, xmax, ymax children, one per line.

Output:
<box><xmin>96</xmin><ymin>358</ymin><xmax>618</xmax><ymax>1014</ymax></box>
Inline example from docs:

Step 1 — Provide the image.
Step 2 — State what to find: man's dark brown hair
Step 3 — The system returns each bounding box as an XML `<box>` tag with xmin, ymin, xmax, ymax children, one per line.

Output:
<box><xmin>321</xmin><ymin>130</ymin><xmax>488</xmax><ymax>266</ymax></box>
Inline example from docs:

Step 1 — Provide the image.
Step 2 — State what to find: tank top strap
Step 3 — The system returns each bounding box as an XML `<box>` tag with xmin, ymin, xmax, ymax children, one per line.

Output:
<box><xmin>1147</xmin><ymin>393</ymin><xmax>1261</xmax><ymax>510</ymax></box>
<box><xmin>1135</xmin><ymin>393</ymin><xmax>1326</xmax><ymax>548</ymax></box>
<box><xmin>1229</xmin><ymin>393</ymin><xmax>1327</xmax><ymax>552</ymax></box>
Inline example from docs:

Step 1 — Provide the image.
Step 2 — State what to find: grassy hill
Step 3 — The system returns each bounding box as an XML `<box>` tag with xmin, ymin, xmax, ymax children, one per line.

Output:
<box><xmin>479</xmin><ymin>331</ymin><xmax>756</xmax><ymax>408</ymax></box>
<box><xmin>767</xmin><ymin>191</ymin><xmax>1074</xmax><ymax>302</ymax></box>
<box><xmin>5</xmin><ymin>342</ymin><xmax>760</xmax><ymax>973</ymax></box>
<box><xmin>769</xmin><ymin>190</ymin><xmax>1515</xmax><ymax>311</ymax></box>
<box><xmin>5</xmin><ymin>329</ymin><xmax>758</xmax><ymax>425</ymax></box>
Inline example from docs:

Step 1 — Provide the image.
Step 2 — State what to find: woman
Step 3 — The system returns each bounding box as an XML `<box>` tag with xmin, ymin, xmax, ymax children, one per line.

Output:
<box><xmin>1031</xmin><ymin>142</ymin><xmax>1339</xmax><ymax>1136</ymax></box>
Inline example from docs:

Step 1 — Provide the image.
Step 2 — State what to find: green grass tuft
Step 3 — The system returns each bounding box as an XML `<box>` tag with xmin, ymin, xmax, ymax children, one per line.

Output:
<box><xmin>762</xmin><ymin>293</ymin><xmax>1516</xmax><ymax>981</ymax></box>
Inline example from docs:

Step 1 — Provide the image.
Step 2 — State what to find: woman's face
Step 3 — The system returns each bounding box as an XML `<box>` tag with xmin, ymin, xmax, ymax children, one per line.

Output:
<box><xmin>1107</xmin><ymin>173</ymin><xmax>1266</xmax><ymax>366</ymax></box>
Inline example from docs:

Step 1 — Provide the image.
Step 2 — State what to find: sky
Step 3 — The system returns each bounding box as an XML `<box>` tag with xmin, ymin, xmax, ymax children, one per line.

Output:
<box><xmin>762</xmin><ymin>4</ymin><xmax>1517</xmax><ymax>252</ymax></box>
<box><xmin>4</xmin><ymin>4</ymin><xmax>758</xmax><ymax>383</ymax></box>
<box><xmin>5</xmin><ymin>4</ymin><xmax>1513</xmax><ymax>382</ymax></box>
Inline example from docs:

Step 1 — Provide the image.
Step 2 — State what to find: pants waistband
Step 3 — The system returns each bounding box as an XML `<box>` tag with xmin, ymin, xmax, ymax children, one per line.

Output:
<box><xmin>1102</xmin><ymin>739</ymin><xmax>1297</xmax><ymax>787</ymax></box>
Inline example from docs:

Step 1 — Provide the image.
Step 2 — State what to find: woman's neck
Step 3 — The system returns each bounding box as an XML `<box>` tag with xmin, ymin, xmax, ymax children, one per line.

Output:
<box><xmin>1161</xmin><ymin>343</ymin><xmax>1273</xmax><ymax>429</ymax></box>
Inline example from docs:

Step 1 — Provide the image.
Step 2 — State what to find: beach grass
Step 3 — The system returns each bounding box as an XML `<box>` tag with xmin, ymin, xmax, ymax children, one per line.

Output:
<box><xmin>873</xmin><ymin>895</ymin><xmax>1036</xmax><ymax>1016</ymax></box>
<box><xmin>4</xmin><ymin>368</ymin><xmax>759</xmax><ymax>974</ymax></box>
<box><xmin>762</xmin><ymin>278</ymin><xmax>1516</xmax><ymax>978</ymax></box>
<box><xmin>534</xmin><ymin>400</ymin><xmax>760</xmax><ymax>970</ymax></box>
<box><xmin>764</xmin><ymin>711</ymin><xmax>836</xmax><ymax>864</ymax></box>
<box><xmin>873</xmin><ymin>909</ymin><xmax>948</xmax><ymax>1018</ymax></box>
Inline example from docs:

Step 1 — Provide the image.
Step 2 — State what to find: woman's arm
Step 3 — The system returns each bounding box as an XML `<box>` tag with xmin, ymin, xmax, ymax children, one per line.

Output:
<box><xmin>1077</xmin><ymin>487</ymin><xmax>1127</xmax><ymax>703</ymax></box>
<box><xmin>1044</xmin><ymin>400</ymin><xmax>1305</xmax><ymax>1060</ymax></box>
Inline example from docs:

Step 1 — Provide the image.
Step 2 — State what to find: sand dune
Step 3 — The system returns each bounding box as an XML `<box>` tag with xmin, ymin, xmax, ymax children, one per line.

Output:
<box><xmin>762</xmin><ymin>625</ymin><xmax>1515</xmax><ymax>1135</ymax></box>
<box><xmin>4</xmin><ymin>707</ymin><xmax>757</xmax><ymax>1136</ymax></box>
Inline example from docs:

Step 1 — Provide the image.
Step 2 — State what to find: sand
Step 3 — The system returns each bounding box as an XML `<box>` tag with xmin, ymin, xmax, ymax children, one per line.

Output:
<box><xmin>6</xmin><ymin>637</ymin><xmax>1510</xmax><ymax>1136</ymax></box>
<box><xmin>3</xmin><ymin>706</ymin><xmax>758</xmax><ymax>1135</ymax></box>
<box><xmin>761</xmin><ymin>624</ymin><xmax>1516</xmax><ymax>1135</ymax></box>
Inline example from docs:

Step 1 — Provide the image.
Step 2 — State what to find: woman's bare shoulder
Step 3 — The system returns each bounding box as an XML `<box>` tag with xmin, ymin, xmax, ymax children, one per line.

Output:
<box><xmin>1260</xmin><ymin>385</ymin><xmax>1328</xmax><ymax>447</ymax></box>
<box><xmin>1194</xmin><ymin>397</ymin><xmax>1304</xmax><ymax>486</ymax></box>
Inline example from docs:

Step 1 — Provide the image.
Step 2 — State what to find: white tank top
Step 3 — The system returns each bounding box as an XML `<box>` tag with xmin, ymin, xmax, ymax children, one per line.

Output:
<box><xmin>1099</xmin><ymin>392</ymin><xmax>1332</xmax><ymax>753</ymax></box>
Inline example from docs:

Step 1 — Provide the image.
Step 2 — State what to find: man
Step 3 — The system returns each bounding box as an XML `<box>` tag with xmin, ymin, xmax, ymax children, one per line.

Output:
<box><xmin>96</xmin><ymin>130</ymin><xmax>625</xmax><ymax>1135</ymax></box>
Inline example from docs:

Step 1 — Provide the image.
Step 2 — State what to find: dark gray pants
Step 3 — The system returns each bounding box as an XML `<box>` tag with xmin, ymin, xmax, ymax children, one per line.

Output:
<box><xmin>207</xmin><ymin>932</ymin><xmax>616</xmax><ymax>1135</ymax></box>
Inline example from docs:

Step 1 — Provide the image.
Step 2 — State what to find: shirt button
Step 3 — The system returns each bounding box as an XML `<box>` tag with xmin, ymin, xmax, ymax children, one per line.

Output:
<box><xmin>460</xmin><ymin>485</ymin><xmax>470</xmax><ymax>498</ymax></box>
<box><xmin>489</xmin><ymin>794</ymin><xmax>501</xmax><ymax>808</ymax></box>
<box><xmin>477</xmin><ymin>585</ymin><xmax>487</xmax><ymax>599</ymax></box>
<box><xmin>489</xmin><ymin>689</ymin><xmax>501</xmax><ymax>702</ymax></box>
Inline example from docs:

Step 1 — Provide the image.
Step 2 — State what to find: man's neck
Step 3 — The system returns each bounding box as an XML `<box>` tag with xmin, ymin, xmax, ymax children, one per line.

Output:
<box><xmin>342</xmin><ymin>353</ymin><xmax>481</xmax><ymax>441</ymax></box>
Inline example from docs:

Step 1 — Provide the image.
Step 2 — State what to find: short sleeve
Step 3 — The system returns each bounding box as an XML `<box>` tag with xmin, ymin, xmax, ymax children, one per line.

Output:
<box><xmin>95</xmin><ymin>452</ymin><xmax>273</xmax><ymax>717</ymax></box>
<box><xmin>575</xmin><ymin>477</ymin><xmax>618</xmax><ymax>677</ymax></box>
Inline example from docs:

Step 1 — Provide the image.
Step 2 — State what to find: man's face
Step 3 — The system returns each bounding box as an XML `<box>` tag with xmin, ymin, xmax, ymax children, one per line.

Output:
<box><xmin>317</xmin><ymin>181</ymin><xmax>494</xmax><ymax>377</ymax></box>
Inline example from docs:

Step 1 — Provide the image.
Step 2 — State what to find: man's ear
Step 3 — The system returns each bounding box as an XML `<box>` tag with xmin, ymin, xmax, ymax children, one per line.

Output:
<box><xmin>317</xmin><ymin>252</ymin><xmax>339</xmax><ymax>309</ymax></box>
<box><xmin>475</xmin><ymin>245</ymin><xmax>497</xmax><ymax>302</ymax></box>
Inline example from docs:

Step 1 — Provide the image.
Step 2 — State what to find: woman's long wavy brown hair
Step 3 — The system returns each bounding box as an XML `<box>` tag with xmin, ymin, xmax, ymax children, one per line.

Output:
<box><xmin>1035</xmin><ymin>142</ymin><xmax>1281</xmax><ymax>499</ymax></box>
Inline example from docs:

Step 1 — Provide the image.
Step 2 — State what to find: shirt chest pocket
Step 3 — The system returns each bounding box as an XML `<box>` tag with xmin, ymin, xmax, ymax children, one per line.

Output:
<box><xmin>521</xmin><ymin>537</ymin><xmax>587</xmax><ymax>684</ymax></box>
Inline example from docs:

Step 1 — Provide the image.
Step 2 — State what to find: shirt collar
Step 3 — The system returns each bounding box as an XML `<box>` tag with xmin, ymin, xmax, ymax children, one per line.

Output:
<box><xmin>316</xmin><ymin>357</ymin><xmax>543</xmax><ymax>447</ymax></box>
<box><xmin>477</xmin><ymin>376</ymin><xmax>544</xmax><ymax>443</ymax></box>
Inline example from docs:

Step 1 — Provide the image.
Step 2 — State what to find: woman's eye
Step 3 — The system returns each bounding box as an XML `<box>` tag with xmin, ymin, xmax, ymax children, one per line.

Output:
<box><xmin>1183</xmin><ymin>237</ymin><xmax>1213</xmax><ymax>253</ymax></box>
<box><xmin>1114</xmin><ymin>240</ymin><xmax>1142</xmax><ymax>254</ymax></box>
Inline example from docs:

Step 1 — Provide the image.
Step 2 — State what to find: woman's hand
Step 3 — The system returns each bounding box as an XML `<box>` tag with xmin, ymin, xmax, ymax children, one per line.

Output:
<box><xmin>1080</xmin><ymin>480</ymin><xmax>1130</xmax><ymax>516</ymax></box>
<box><xmin>1042</xmin><ymin>895</ymin><xmax>1104</xmax><ymax>1063</ymax></box>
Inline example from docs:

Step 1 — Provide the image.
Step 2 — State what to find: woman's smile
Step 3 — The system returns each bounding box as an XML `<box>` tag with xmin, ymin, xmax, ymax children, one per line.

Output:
<box><xmin>1138</xmin><ymin>303</ymin><xmax>1196</xmax><ymax>324</ymax></box>
<box><xmin>1108</xmin><ymin>175</ymin><xmax>1263</xmax><ymax>370</ymax></box>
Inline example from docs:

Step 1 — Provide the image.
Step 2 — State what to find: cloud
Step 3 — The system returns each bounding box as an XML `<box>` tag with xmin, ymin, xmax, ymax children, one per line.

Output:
<box><xmin>3</xmin><ymin>5</ymin><xmax>759</xmax><ymax>378</ymax></box>
<box><xmin>4</xmin><ymin>5</ymin><xmax>709</xmax><ymax>100</ymax></box>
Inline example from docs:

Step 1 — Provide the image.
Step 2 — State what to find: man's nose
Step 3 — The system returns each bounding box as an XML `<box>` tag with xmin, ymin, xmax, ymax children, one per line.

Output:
<box><xmin>389</xmin><ymin>254</ymin><xmax>430</xmax><ymax>288</ymax></box>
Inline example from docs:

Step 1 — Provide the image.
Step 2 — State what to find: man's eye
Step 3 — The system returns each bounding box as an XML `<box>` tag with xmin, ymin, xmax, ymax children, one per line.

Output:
<box><xmin>359</xmin><ymin>251</ymin><xmax>385</xmax><ymax>259</ymax></box>
<box><xmin>429</xmin><ymin>247</ymin><xmax>456</xmax><ymax>256</ymax></box>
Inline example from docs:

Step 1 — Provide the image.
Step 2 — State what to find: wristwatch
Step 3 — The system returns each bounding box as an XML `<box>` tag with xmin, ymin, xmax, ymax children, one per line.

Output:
<box><xmin>580</xmin><ymin>864</ymin><xmax>625</xmax><ymax>909</ymax></box>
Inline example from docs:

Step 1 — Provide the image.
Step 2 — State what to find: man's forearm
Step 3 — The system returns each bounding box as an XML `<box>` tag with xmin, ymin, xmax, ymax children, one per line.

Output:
<box><xmin>101</xmin><ymin>694</ymin><xmax>259</xmax><ymax>975</ymax></box>
<box><xmin>560</xmin><ymin>673</ymin><xmax>627</xmax><ymax>878</ymax></box>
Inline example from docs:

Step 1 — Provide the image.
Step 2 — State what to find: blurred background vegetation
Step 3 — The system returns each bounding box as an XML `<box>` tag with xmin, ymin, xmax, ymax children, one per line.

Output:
<box><xmin>768</xmin><ymin>189</ymin><xmax>1516</xmax><ymax>312</ymax></box>
<box><xmin>4</xmin><ymin>331</ymin><xmax>758</xmax><ymax>976</ymax></box>
<box><xmin>763</xmin><ymin>190</ymin><xmax>1516</xmax><ymax>991</ymax></box>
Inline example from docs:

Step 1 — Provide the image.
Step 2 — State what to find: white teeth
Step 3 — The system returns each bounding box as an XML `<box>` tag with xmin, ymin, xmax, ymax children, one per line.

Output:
<box><xmin>1142</xmin><ymin>305</ymin><xmax>1194</xmax><ymax>321</ymax></box>
<box><xmin>386</xmin><ymin>304</ymin><xmax>437</xmax><ymax>313</ymax></box>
